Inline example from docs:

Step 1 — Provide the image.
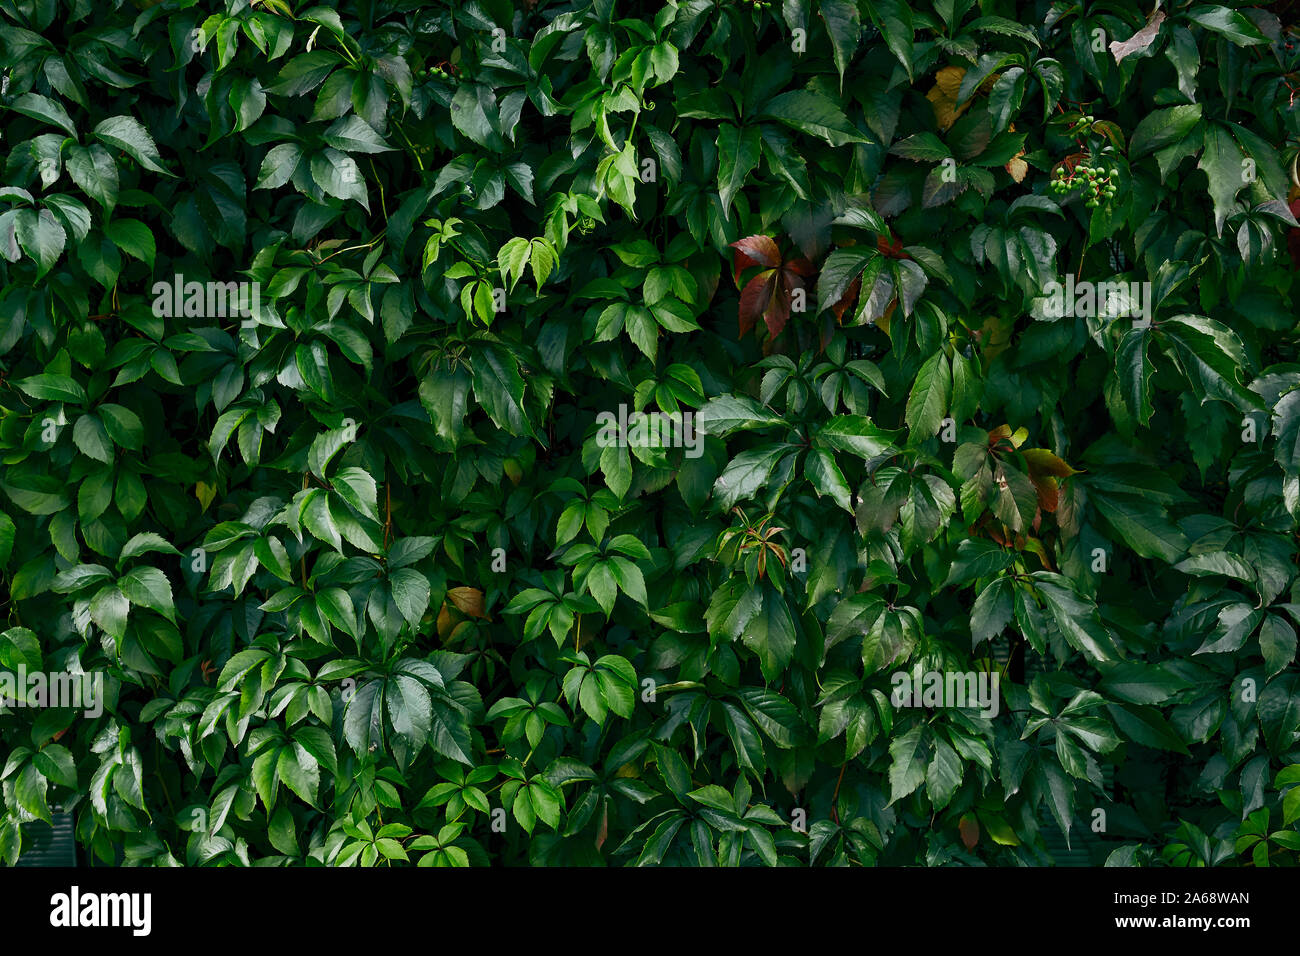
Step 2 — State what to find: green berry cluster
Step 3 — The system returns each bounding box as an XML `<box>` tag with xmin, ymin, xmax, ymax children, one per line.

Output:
<box><xmin>417</xmin><ymin>64</ymin><xmax>452</xmax><ymax>80</ymax></box>
<box><xmin>1050</xmin><ymin>160</ymin><xmax>1119</xmax><ymax>209</ymax></box>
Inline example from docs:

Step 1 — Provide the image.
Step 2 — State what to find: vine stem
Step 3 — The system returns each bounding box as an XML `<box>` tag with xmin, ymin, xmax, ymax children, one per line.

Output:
<box><xmin>830</xmin><ymin>762</ymin><xmax>846</xmax><ymax>825</ymax></box>
<box><xmin>393</xmin><ymin>123</ymin><xmax>426</xmax><ymax>172</ymax></box>
<box><xmin>301</xmin><ymin>473</ymin><xmax>309</xmax><ymax>586</ymax></box>
<box><xmin>383</xmin><ymin>479</ymin><xmax>393</xmax><ymax>550</ymax></box>
<box><xmin>153</xmin><ymin>765</ymin><xmax>176</xmax><ymax>819</ymax></box>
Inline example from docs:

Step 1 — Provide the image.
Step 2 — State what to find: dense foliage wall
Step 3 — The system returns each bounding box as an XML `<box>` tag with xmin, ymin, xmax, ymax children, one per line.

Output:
<box><xmin>1</xmin><ymin>0</ymin><xmax>1299</xmax><ymax>867</ymax></box>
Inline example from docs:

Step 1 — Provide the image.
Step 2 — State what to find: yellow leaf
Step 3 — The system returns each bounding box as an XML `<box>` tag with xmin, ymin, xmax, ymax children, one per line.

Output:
<box><xmin>876</xmin><ymin>297</ymin><xmax>898</xmax><ymax>336</ymax></box>
<box><xmin>979</xmin><ymin>812</ymin><xmax>1022</xmax><ymax>846</ymax></box>
<box><xmin>976</xmin><ymin>313</ymin><xmax>1014</xmax><ymax>364</ymax></box>
<box><xmin>195</xmin><ymin>481</ymin><xmax>216</xmax><ymax>512</ymax></box>
<box><xmin>1005</xmin><ymin>151</ymin><xmax>1028</xmax><ymax>183</ymax></box>
<box><xmin>1022</xmin><ymin>448</ymin><xmax>1083</xmax><ymax>477</ymax></box>
<box><xmin>926</xmin><ymin>66</ymin><xmax>969</xmax><ymax>131</ymax></box>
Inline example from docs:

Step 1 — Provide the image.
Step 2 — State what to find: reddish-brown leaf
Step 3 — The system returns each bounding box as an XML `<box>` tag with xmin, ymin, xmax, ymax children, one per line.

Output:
<box><xmin>986</xmin><ymin>425</ymin><xmax>1013</xmax><ymax>449</ymax></box>
<box><xmin>784</xmin><ymin>256</ymin><xmax>816</xmax><ymax>277</ymax></box>
<box><xmin>762</xmin><ymin>277</ymin><xmax>794</xmax><ymax>339</ymax></box>
<box><xmin>876</xmin><ymin>233</ymin><xmax>907</xmax><ymax>259</ymax></box>
<box><xmin>738</xmin><ymin>271</ymin><xmax>776</xmax><ymax>338</ymax></box>
<box><xmin>959</xmin><ymin>815</ymin><xmax>980</xmax><ymax>849</ymax></box>
<box><xmin>1030</xmin><ymin>475</ymin><xmax>1060</xmax><ymax>513</ymax></box>
<box><xmin>831</xmin><ymin>275</ymin><xmax>861</xmax><ymax>324</ymax></box>
<box><xmin>447</xmin><ymin>586</ymin><xmax>486</xmax><ymax>619</ymax></box>
<box><xmin>730</xmin><ymin>235</ymin><xmax>781</xmax><ymax>286</ymax></box>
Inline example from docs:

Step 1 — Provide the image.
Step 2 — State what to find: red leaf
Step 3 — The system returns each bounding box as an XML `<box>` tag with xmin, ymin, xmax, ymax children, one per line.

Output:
<box><xmin>1031</xmin><ymin>476</ymin><xmax>1060</xmax><ymax>514</ymax></box>
<box><xmin>763</xmin><ymin>276</ymin><xmax>794</xmax><ymax>339</ymax></box>
<box><xmin>738</xmin><ymin>271</ymin><xmax>776</xmax><ymax>338</ymax></box>
<box><xmin>831</xmin><ymin>275</ymin><xmax>861</xmax><ymax>324</ymax></box>
<box><xmin>959</xmin><ymin>815</ymin><xmax>980</xmax><ymax>849</ymax></box>
<box><xmin>876</xmin><ymin>233</ymin><xmax>907</xmax><ymax>259</ymax></box>
<box><xmin>595</xmin><ymin>801</ymin><xmax>609</xmax><ymax>851</ymax></box>
<box><xmin>730</xmin><ymin>235</ymin><xmax>781</xmax><ymax>286</ymax></box>
<box><xmin>784</xmin><ymin>256</ymin><xmax>817</xmax><ymax>277</ymax></box>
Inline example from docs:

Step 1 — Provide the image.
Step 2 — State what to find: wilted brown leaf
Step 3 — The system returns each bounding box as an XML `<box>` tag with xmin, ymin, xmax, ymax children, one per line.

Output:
<box><xmin>447</xmin><ymin>586</ymin><xmax>486</xmax><ymax>619</ymax></box>
<box><xmin>926</xmin><ymin>65</ymin><xmax>969</xmax><ymax>131</ymax></box>
<box><xmin>1109</xmin><ymin>10</ymin><xmax>1167</xmax><ymax>64</ymax></box>
<box><xmin>1005</xmin><ymin>150</ymin><xmax>1028</xmax><ymax>182</ymax></box>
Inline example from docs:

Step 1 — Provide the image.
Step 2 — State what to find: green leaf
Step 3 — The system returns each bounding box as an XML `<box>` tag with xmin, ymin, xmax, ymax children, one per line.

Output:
<box><xmin>15</xmin><ymin>208</ymin><xmax>66</xmax><ymax>279</ymax></box>
<box><xmin>816</xmin><ymin>416</ymin><xmax>897</xmax><ymax>458</ymax></box>
<box><xmin>1106</xmin><ymin>704</ymin><xmax>1191</xmax><ymax>755</ymax></box>
<box><xmin>105</xmin><ymin>219</ymin><xmax>155</xmax><ymax>269</ymax></box>
<box><xmin>1184</xmin><ymin>5</ymin><xmax>1266</xmax><ymax>45</ymax></box>
<box><xmin>1159</xmin><ymin>314</ymin><xmax>1262</xmax><ymax>412</ymax></box>
<box><xmin>1033</xmin><ymin>575</ymin><xmax>1119</xmax><ymax>661</ymax></box>
<box><xmin>717</xmin><ymin>124</ymin><xmax>761</xmax><ymax>214</ymax></box>
<box><xmin>89</xmin><ymin>584</ymin><xmax>129</xmax><ymax>640</ymax></box>
<box><xmin>73</xmin><ymin>414</ymin><xmax>113</xmax><ymax>463</ymax></box>
<box><xmin>712</xmin><ymin>444</ymin><xmax>789</xmax><ymax>510</ymax></box>
<box><xmin>92</xmin><ymin>116</ymin><xmax>170</xmax><ymax>175</ymax></box>
<box><xmin>1130</xmin><ymin>104</ymin><xmax>1202</xmax><ymax>158</ymax></box>
<box><xmin>1087</xmin><ymin>489</ymin><xmax>1188</xmax><ymax>563</ymax></box>
<box><xmin>15</xmin><ymin>763</ymin><xmax>52</xmax><ymax>825</ymax></box>
<box><xmin>11</xmin><ymin>92</ymin><xmax>77</xmax><ymax>136</ymax></box>
<box><xmin>323</xmin><ymin>116</ymin><xmax>393</xmax><ymax>154</ymax></box>
<box><xmin>119</xmin><ymin>566</ymin><xmax>176</xmax><ymax>622</ymax></box>
<box><xmin>904</xmin><ymin>352</ymin><xmax>951</xmax><ymax>444</ymax></box>
<box><xmin>471</xmin><ymin>343</ymin><xmax>531</xmax><ymax>437</ymax></box>
<box><xmin>310</xmin><ymin>148</ymin><xmax>368</xmax><ymax>210</ymax></box>
<box><xmin>1196</xmin><ymin>124</ymin><xmax>1246</xmax><ymax>237</ymax></box>
<box><xmin>697</xmin><ymin>394</ymin><xmax>784</xmax><ymax>436</ymax></box>
<box><xmin>816</xmin><ymin>248</ymin><xmax>878</xmax><ymax>314</ymax></box>
<box><xmin>1113</xmin><ymin>329</ymin><xmax>1155</xmax><ymax>426</ymax></box>
<box><xmin>806</xmin><ymin>448</ymin><xmax>852</xmax><ymax>512</ymax></box>
<box><xmin>735</xmin><ymin>687</ymin><xmax>806</xmax><ymax>747</ymax></box>
<box><xmin>740</xmin><ymin>588</ymin><xmax>797</xmax><ymax>682</ymax></box>
<box><xmin>1258</xmin><ymin>615</ymin><xmax>1296</xmax><ymax>680</ymax></box>
<box><xmin>256</xmin><ymin>143</ymin><xmax>303</xmax><ymax>190</ymax></box>
<box><xmin>888</xmin><ymin>725</ymin><xmax>929</xmax><ymax>804</ymax></box>
<box><xmin>15</xmin><ymin>373</ymin><xmax>85</xmax><ymax>404</ymax></box>
<box><xmin>819</xmin><ymin>0</ymin><xmax>861</xmax><ymax>89</ymax></box>
<box><xmin>65</xmin><ymin>145</ymin><xmax>120</xmax><ymax>214</ymax></box>
<box><xmin>760</xmin><ymin>90</ymin><xmax>868</xmax><ymax>147</ymax></box>
<box><xmin>497</xmin><ymin>237</ymin><xmax>530</xmax><ymax>292</ymax></box>
<box><xmin>970</xmin><ymin>576</ymin><xmax>1013</xmax><ymax>648</ymax></box>
<box><xmin>528</xmin><ymin>238</ymin><xmax>556</xmax><ymax>290</ymax></box>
